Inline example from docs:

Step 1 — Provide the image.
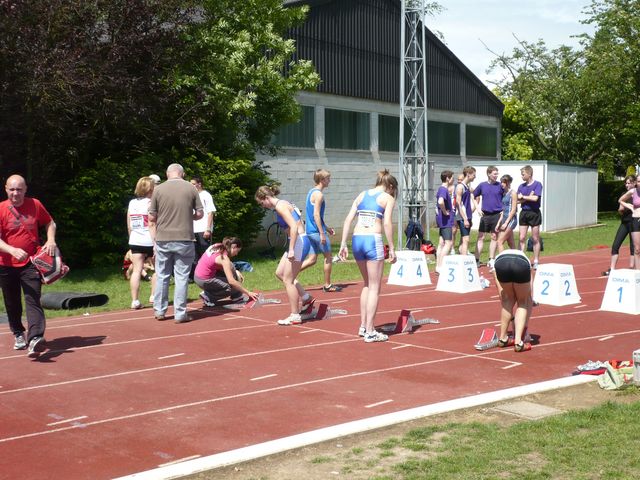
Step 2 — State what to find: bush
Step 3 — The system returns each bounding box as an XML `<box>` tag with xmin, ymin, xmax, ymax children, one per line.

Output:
<box><xmin>598</xmin><ymin>179</ymin><xmax>625</xmax><ymax>212</ymax></box>
<box><xmin>53</xmin><ymin>151</ymin><xmax>269</xmax><ymax>267</ymax></box>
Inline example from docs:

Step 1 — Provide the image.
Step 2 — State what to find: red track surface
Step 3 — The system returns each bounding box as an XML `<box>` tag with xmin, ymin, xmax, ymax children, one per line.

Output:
<box><xmin>1</xmin><ymin>248</ymin><xmax>638</xmax><ymax>479</ymax></box>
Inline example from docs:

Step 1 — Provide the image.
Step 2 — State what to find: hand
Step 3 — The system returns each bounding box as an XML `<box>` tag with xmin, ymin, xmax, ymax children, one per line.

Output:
<box><xmin>387</xmin><ymin>248</ymin><xmax>397</xmax><ymax>264</ymax></box>
<box><xmin>247</xmin><ymin>291</ymin><xmax>260</xmax><ymax>301</ymax></box>
<box><xmin>328</xmin><ymin>227</ymin><xmax>335</xmax><ymax>236</ymax></box>
<box><xmin>43</xmin><ymin>241</ymin><xmax>57</xmax><ymax>257</ymax></box>
<box><xmin>11</xmin><ymin>247</ymin><xmax>28</xmax><ymax>262</ymax></box>
<box><xmin>237</xmin><ymin>272</ymin><xmax>245</xmax><ymax>283</ymax></box>
<box><xmin>320</xmin><ymin>234</ymin><xmax>326</xmax><ymax>245</ymax></box>
<box><xmin>203</xmin><ymin>231</ymin><xmax>211</xmax><ymax>239</ymax></box>
<box><xmin>339</xmin><ymin>245</ymin><xmax>348</xmax><ymax>261</ymax></box>
<box><xmin>287</xmin><ymin>248</ymin><xmax>295</xmax><ymax>261</ymax></box>
<box><xmin>464</xmin><ymin>219</ymin><xmax>470</xmax><ymax>228</ymax></box>
<box><xmin>478</xmin><ymin>210</ymin><xmax>484</xmax><ymax>217</ymax></box>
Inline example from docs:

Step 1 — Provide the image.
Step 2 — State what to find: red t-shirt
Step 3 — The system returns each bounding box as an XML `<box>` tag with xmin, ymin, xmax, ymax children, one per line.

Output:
<box><xmin>0</xmin><ymin>198</ymin><xmax>52</xmax><ymax>267</ymax></box>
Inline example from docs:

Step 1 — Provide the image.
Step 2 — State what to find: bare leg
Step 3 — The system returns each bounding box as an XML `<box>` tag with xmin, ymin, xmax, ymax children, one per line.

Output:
<box><xmin>459</xmin><ymin>234</ymin><xmax>470</xmax><ymax>256</ymax></box>
<box><xmin>299</xmin><ymin>253</ymin><xmax>318</xmax><ymax>273</ymax></box>
<box><xmin>531</xmin><ymin>225</ymin><xmax>541</xmax><ymax>264</ymax></box>
<box><xmin>357</xmin><ymin>259</ymin><xmax>385</xmax><ymax>333</ymax></box>
<box><xmin>512</xmin><ymin>282</ymin><xmax>532</xmax><ymax>344</ymax></box>
<box><xmin>322</xmin><ymin>252</ymin><xmax>333</xmax><ymax>287</ymax></box>
<box><xmin>277</xmin><ymin>254</ymin><xmax>303</xmax><ymax>315</ymax></box>
<box><xmin>129</xmin><ymin>253</ymin><xmax>145</xmax><ymax>303</ymax></box>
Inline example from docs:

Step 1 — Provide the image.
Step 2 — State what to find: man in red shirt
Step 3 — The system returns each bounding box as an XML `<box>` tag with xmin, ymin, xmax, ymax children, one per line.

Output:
<box><xmin>0</xmin><ymin>175</ymin><xmax>57</xmax><ymax>357</ymax></box>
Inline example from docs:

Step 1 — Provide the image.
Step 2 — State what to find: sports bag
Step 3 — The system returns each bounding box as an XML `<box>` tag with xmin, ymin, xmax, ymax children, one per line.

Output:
<box><xmin>30</xmin><ymin>246</ymin><xmax>70</xmax><ymax>284</ymax></box>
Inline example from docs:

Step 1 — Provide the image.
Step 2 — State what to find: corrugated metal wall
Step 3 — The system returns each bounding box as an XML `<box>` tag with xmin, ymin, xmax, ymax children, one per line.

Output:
<box><xmin>287</xmin><ymin>0</ymin><xmax>503</xmax><ymax>118</ymax></box>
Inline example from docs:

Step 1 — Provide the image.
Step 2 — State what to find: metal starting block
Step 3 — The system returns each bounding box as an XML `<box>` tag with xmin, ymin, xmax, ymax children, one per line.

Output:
<box><xmin>380</xmin><ymin>309</ymin><xmax>440</xmax><ymax>334</ymax></box>
<box><xmin>474</xmin><ymin>328</ymin><xmax>498</xmax><ymax>351</ymax></box>
<box><xmin>300</xmin><ymin>303</ymin><xmax>348</xmax><ymax>321</ymax></box>
<box><xmin>222</xmin><ymin>294</ymin><xmax>281</xmax><ymax>310</ymax></box>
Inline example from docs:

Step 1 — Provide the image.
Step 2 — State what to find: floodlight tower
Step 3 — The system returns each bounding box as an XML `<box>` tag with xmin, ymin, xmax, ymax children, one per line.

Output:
<box><xmin>398</xmin><ymin>0</ymin><xmax>430</xmax><ymax>248</ymax></box>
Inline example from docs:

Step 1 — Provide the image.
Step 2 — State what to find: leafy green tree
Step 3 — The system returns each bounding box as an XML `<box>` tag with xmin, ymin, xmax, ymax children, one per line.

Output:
<box><xmin>0</xmin><ymin>0</ymin><xmax>319</xmax><ymax>265</ymax></box>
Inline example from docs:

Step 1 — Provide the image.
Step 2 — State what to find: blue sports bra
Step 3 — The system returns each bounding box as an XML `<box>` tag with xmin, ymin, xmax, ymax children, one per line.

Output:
<box><xmin>275</xmin><ymin>200</ymin><xmax>301</xmax><ymax>228</ymax></box>
<box><xmin>356</xmin><ymin>190</ymin><xmax>385</xmax><ymax>226</ymax></box>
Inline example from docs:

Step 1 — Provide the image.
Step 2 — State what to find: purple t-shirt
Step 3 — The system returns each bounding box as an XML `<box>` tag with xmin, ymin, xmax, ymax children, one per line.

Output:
<box><xmin>474</xmin><ymin>181</ymin><xmax>504</xmax><ymax>214</ymax></box>
<box><xmin>517</xmin><ymin>180</ymin><xmax>543</xmax><ymax>211</ymax></box>
<box><xmin>435</xmin><ymin>186</ymin><xmax>454</xmax><ymax>228</ymax></box>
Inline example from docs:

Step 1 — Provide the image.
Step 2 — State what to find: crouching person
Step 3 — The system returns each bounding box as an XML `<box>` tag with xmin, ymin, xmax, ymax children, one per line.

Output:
<box><xmin>194</xmin><ymin>237</ymin><xmax>259</xmax><ymax>307</ymax></box>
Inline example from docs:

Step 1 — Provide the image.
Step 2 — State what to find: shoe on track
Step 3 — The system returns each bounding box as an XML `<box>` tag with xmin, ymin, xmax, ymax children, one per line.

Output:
<box><xmin>277</xmin><ymin>314</ymin><xmax>302</xmax><ymax>326</ymax></box>
<box><xmin>322</xmin><ymin>284</ymin><xmax>343</xmax><ymax>293</ymax></box>
<box><xmin>14</xmin><ymin>333</ymin><xmax>26</xmax><ymax>350</ymax></box>
<box><xmin>358</xmin><ymin>326</ymin><xmax>366</xmax><ymax>337</ymax></box>
<box><xmin>364</xmin><ymin>331</ymin><xmax>388</xmax><ymax>343</ymax></box>
<box><xmin>27</xmin><ymin>336</ymin><xmax>45</xmax><ymax>357</ymax></box>
<box><xmin>131</xmin><ymin>299</ymin><xmax>142</xmax><ymax>310</ymax></box>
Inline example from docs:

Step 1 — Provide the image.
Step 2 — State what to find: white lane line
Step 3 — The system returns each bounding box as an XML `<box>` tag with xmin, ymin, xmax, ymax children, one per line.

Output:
<box><xmin>158</xmin><ymin>455</ymin><xmax>201</xmax><ymax>467</ymax></box>
<box><xmin>47</xmin><ymin>416</ymin><xmax>87</xmax><ymax>426</ymax></box>
<box><xmin>365</xmin><ymin>399</ymin><xmax>393</xmax><ymax>409</ymax></box>
<box><xmin>113</xmin><ymin>376</ymin><xmax>597</xmax><ymax>480</ymax></box>
<box><xmin>573</xmin><ymin>304</ymin><xmax>588</xmax><ymax>309</ymax></box>
<box><xmin>501</xmin><ymin>363</ymin><xmax>522</xmax><ymax>370</ymax></box>
<box><xmin>599</xmin><ymin>335</ymin><xmax>614</xmax><ymax>341</ymax></box>
<box><xmin>299</xmin><ymin>330</ymin><xmax>321</xmax><ymax>334</ymax></box>
<box><xmin>391</xmin><ymin>345</ymin><xmax>412</xmax><ymax>350</ymax></box>
<box><xmin>158</xmin><ymin>353</ymin><xmax>185</xmax><ymax>360</ymax></box>
<box><xmin>250</xmin><ymin>374</ymin><xmax>278</xmax><ymax>382</ymax></box>
<box><xmin>330</xmin><ymin>300</ymin><xmax>348</xmax><ymax>305</ymax></box>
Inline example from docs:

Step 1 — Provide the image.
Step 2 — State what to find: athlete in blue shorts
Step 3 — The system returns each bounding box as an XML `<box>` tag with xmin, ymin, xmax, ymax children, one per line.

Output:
<box><xmin>339</xmin><ymin>169</ymin><xmax>397</xmax><ymax>343</ymax></box>
<box><xmin>299</xmin><ymin>169</ymin><xmax>342</xmax><ymax>292</ymax></box>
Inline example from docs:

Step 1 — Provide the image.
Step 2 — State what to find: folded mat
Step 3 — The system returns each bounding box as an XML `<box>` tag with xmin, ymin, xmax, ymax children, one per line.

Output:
<box><xmin>41</xmin><ymin>292</ymin><xmax>109</xmax><ymax>310</ymax></box>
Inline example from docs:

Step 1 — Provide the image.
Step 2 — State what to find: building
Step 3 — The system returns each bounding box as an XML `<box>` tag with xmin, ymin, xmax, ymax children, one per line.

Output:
<box><xmin>257</xmin><ymin>0</ymin><xmax>505</xmax><ymax>237</ymax></box>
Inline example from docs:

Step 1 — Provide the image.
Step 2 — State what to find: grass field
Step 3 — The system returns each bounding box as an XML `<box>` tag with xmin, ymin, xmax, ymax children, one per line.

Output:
<box><xmin>0</xmin><ymin>212</ymin><xmax>623</xmax><ymax>318</ymax></box>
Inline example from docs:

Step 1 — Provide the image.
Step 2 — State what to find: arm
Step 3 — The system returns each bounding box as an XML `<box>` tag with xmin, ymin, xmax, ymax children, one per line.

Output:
<box><xmin>339</xmin><ymin>196</ymin><xmax>360</xmax><ymax>260</ymax></box>
<box><xmin>437</xmin><ymin>195</ymin><xmax>449</xmax><ymax>216</ymax></box>
<box><xmin>0</xmin><ymin>238</ymin><xmax>28</xmax><ymax>262</ymax></box>
<box><xmin>275</xmin><ymin>202</ymin><xmax>299</xmax><ymax>260</ymax></box>
<box><xmin>204</xmin><ymin>211</ymin><xmax>214</xmax><ymax>240</ymax></box>
<box><xmin>456</xmin><ymin>185</ymin><xmax>470</xmax><ymax>227</ymax></box>
<box><xmin>148</xmin><ymin>212</ymin><xmax>157</xmax><ymax>243</ymax></box>
<box><xmin>506</xmin><ymin>190</ymin><xmax>518</xmax><ymax>224</ymax></box>
<box><xmin>220</xmin><ymin>256</ymin><xmax>259</xmax><ymax>300</ymax></box>
<box><xmin>383</xmin><ymin>195</ymin><xmax>396</xmax><ymax>263</ymax></box>
<box><xmin>193</xmin><ymin>208</ymin><xmax>204</xmax><ymax>221</ymax></box>
<box><xmin>619</xmin><ymin>190</ymin><xmax>634</xmax><ymax>211</ymax></box>
<box><xmin>43</xmin><ymin>220</ymin><xmax>57</xmax><ymax>256</ymax></box>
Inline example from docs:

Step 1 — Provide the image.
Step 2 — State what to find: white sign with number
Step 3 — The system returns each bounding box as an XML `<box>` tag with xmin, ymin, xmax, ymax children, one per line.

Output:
<box><xmin>600</xmin><ymin>268</ymin><xmax>640</xmax><ymax>315</ymax></box>
<box><xmin>436</xmin><ymin>254</ymin><xmax>482</xmax><ymax>293</ymax></box>
<box><xmin>387</xmin><ymin>250</ymin><xmax>431</xmax><ymax>286</ymax></box>
<box><xmin>532</xmin><ymin>263</ymin><xmax>581</xmax><ymax>306</ymax></box>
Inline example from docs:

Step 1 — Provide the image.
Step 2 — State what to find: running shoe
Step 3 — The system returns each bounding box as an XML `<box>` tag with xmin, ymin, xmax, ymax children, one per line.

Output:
<box><xmin>514</xmin><ymin>341</ymin><xmax>532</xmax><ymax>352</ymax></box>
<box><xmin>277</xmin><ymin>314</ymin><xmax>302</xmax><ymax>326</ymax></box>
<box><xmin>364</xmin><ymin>331</ymin><xmax>388</xmax><ymax>343</ymax></box>
<box><xmin>199</xmin><ymin>291</ymin><xmax>216</xmax><ymax>307</ymax></box>
<box><xmin>322</xmin><ymin>284</ymin><xmax>343</xmax><ymax>293</ymax></box>
<box><xmin>602</xmin><ymin>269</ymin><xmax>611</xmax><ymax>277</ymax></box>
<box><xmin>175</xmin><ymin>314</ymin><xmax>193</xmax><ymax>324</ymax></box>
<box><xmin>27</xmin><ymin>336</ymin><xmax>45</xmax><ymax>357</ymax></box>
<box><xmin>358</xmin><ymin>326</ymin><xmax>366</xmax><ymax>337</ymax></box>
<box><xmin>131</xmin><ymin>299</ymin><xmax>142</xmax><ymax>310</ymax></box>
<box><xmin>14</xmin><ymin>333</ymin><xmax>26</xmax><ymax>350</ymax></box>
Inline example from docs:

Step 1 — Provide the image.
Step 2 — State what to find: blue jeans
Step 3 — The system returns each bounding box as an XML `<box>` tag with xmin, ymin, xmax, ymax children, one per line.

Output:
<box><xmin>154</xmin><ymin>241</ymin><xmax>195</xmax><ymax>319</ymax></box>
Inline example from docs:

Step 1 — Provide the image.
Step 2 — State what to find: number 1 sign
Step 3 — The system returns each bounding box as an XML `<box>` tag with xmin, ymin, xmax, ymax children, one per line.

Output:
<box><xmin>600</xmin><ymin>269</ymin><xmax>640</xmax><ymax>315</ymax></box>
<box><xmin>387</xmin><ymin>250</ymin><xmax>432</xmax><ymax>286</ymax></box>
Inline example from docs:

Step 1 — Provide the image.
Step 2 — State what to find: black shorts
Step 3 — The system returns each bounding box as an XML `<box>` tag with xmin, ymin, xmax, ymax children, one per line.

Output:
<box><xmin>631</xmin><ymin>218</ymin><xmax>640</xmax><ymax>233</ymax></box>
<box><xmin>439</xmin><ymin>227</ymin><xmax>453</xmax><ymax>241</ymax></box>
<box><xmin>494</xmin><ymin>253</ymin><xmax>531</xmax><ymax>284</ymax></box>
<box><xmin>129</xmin><ymin>245</ymin><xmax>154</xmax><ymax>257</ymax></box>
<box><xmin>479</xmin><ymin>212</ymin><xmax>501</xmax><ymax>233</ymax></box>
<box><xmin>519</xmin><ymin>210</ymin><xmax>542</xmax><ymax>227</ymax></box>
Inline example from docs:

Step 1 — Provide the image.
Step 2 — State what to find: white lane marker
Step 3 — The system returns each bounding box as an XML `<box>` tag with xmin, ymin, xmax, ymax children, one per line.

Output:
<box><xmin>599</xmin><ymin>335</ymin><xmax>614</xmax><ymax>341</ymax></box>
<box><xmin>47</xmin><ymin>416</ymin><xmax>88</xmax><ymax>426</ymax></box>
<box><xmin>299</xmin><ymin>330</ymin><xmax>321</xmax><ymax>334</ymax></box>
<box><xmin>573</xmin><ymin>304</ymin><xmax>587</xmax><ymax>309</ymax></box>
<box><xmin>250</xmin><ymin>374</ymin><xmax>278</xmax><ymax>382</ymax></box>
<box><xmin>159</xmin><ymin>455</ymin><xmax>201</xmax><ymax>467</ymax></box>
<box><xmin>391</xmin><ymin>345</ymin><xmax>412</xmax><ymax>350</ymax></box>
<box><xmin>365</xmin><ymin>399</ymin><xmax>393</xmax><ymax>409</ymax></box>
<box><xmin>158</xmin><ymin>353</ymin><xmax>185</xmax><ymax>360</ymax></box>
<box><xmin>501</xmin><ymin>363</ymin><xmax>522</xmax><ymax>370</ymax></box>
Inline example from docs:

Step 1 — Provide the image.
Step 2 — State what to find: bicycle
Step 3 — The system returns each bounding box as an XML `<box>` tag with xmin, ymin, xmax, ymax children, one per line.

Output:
<box><xmin>266</xmin><ymin>220</ymin><xmax>288</xmax><ymax>250</ymax></box>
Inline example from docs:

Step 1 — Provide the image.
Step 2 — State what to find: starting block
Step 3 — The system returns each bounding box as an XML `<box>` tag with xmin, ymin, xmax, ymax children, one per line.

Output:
<box><xmin>600</xmin><ymin>268</ymin><xmax>640</xmax><ymax>314</ymax></box>
<box><xmin>387</xmin><ymin>250</ymin><xmax>432</xmax><ymax>286</ymax></box>
<box><xmin>300</xmin><ymin>303</ymin><xmax>348</xmax><ymax>321</ymax></box>
<box><xmin>474</xmin><ymin>328</ymin><xmax>498</xmax><ymax>351</ymax></box>
<box><xmin>436</xmin><ymin>254</ymin><xmax>482</xmax><ymax>293</ymax></box>
<box><xmin>533</xmin><ymin>263</ymin><xmax>581</xmax><ymax>306</ymax></box>
<box><xmin>380</xmin><ymin>309</ymin><xmax>440</xmax><ymax>334</ymax></box>
<box><xmin>221</xmin><ymin>294</ymin><xmax>282</xmax><ymax>310</ymax></box>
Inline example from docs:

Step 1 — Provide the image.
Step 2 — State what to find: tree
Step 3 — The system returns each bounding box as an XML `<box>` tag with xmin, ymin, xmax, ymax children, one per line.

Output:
<box><xmin>0</xmin><ymin>0</ymin><xmax>319</xmax><ymax>265</ymax></box>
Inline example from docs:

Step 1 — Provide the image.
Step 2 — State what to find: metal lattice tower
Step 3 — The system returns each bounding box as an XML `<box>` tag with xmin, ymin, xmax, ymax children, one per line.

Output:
<box><xmin>398</xmin><ymin>0</ymin><xmax>429</xmax><ymax>248</ymax></box>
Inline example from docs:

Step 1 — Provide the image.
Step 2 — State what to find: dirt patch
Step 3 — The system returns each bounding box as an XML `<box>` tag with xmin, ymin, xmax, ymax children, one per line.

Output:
<box><xmin>186</xmin><ymin>381</ymin><xmax>638</xmax><ymax>480</ymax></box>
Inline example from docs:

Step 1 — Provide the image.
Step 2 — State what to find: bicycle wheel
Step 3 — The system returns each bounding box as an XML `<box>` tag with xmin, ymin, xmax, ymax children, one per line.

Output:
<box><xmin>266</xmin><ymin>222</ymin><xmax>286</xmax><ymax>250</ymax></box>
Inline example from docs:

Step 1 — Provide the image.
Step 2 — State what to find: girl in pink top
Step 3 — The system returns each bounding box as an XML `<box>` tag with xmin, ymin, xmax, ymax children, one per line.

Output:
<box><xmin>618</xmin><ymin>176</ymin><xmax>640</xmax><ymax>270</ymax></box>
<box><xmin>194</xmin><ymin>237</ymin><xmax>259</xmax><ymax>306</ymax></box>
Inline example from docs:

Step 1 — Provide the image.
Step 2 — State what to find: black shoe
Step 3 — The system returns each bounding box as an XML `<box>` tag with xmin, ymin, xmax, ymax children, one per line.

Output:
<box><xmin>602</xmin><ymin>269</ymin><xmax>611</xmax><ymax>277</ymax></box>
<box><xmin>27</xmin><ymin>336</ymin><xmax>45</xmax><ymax>357</ymax></box>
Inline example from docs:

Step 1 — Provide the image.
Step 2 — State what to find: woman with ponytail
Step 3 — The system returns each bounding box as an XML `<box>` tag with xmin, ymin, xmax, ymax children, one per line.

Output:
<box><xmin>256</xmin><ymin>184</ymin><xmax>313</xmax><ymax>325</ymax></box>
<box><xmin>194</xmin><ymin>237</ymin><xmax>259</xmax><ymax>307</ymax></box>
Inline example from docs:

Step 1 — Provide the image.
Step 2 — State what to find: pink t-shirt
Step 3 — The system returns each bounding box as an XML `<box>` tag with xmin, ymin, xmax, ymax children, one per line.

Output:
<box><xmin>194</xmin><ymin>246</ymin><xmax>222</xmax><ymax>279</ymax></box>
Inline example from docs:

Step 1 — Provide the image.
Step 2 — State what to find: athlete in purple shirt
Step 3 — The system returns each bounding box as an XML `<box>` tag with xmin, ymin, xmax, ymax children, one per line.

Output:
<box><xmin>435</xmin><ymin>170</ymin><xmax>455</xmax><ymax>273</ymax></box>
<box><xmin>474</xmin><ymin>165</ymin><xmax>504</xmax><ymax>269</ymax></box>
<box><xmin>517</xmin><ymin>165</ymin><xmax>543</xmax><ymax>268</ymax></box>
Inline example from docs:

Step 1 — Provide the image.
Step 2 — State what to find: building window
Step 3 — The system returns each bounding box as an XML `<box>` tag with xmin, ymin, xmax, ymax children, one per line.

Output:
<box><xmin>325</xmin><ymin>109</ymin><xmax>370</xmax><ymax>150</ymax></box>
<box><xmin>272</xmin><ymin>105</ymin><xmax>315</xmax><ymax>148</ymax></box>
<box><xmin>428</xmin><ymin>121</ymin><xmax>459</xmax><ymax>155</ymax></box>
<box><xmin>466</xmin><ymin>125</ymin><xmax>497</xmax><ymax>157</ymax></box>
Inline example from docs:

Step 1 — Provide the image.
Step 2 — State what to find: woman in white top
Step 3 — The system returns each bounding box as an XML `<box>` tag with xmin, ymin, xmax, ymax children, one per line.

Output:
<box><xmin>127</xmin><ymin>177</ymin><xmax>156</xmax><ymax>309</ymax></box>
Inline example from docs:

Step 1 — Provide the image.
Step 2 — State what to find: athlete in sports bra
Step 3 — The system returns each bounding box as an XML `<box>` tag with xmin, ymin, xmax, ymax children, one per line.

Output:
<box><xmin>618</xmin><ymin>176</ymin><xmax>640</xmax><ymax>270</ymax></box>
<box><xmin>339</xmin><ymin>169</ymin><xmax>397</xmax><ymax>343</ymax></box>
<box><xmin>256</xmin><ymin>184</ymin><xmax>313</xmax><ymax>325</ymax></box>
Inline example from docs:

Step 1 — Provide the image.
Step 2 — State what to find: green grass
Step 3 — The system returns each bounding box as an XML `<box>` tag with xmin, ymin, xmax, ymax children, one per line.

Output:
<box><xmin>0</xmin><ymin>212</ymin><xmax>622</xmax><ymax>318</ymax></box>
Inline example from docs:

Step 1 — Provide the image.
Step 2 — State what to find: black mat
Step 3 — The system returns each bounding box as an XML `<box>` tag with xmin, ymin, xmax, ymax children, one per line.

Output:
<box><xmin>41</xmin><ymin>292</ymin><xmax>109</xmax><ymax>310</ymax></box>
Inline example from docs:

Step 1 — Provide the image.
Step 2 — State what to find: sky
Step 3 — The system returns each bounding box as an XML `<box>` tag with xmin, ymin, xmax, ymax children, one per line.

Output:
<box><xmin>434</xmin><ymin>0</ymin><xmax>596</xmax><ymax>87</ymax></box>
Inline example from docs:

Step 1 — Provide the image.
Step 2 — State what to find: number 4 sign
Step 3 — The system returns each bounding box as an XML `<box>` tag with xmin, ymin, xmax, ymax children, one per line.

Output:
<box><xmin>387</xmin><ymin>250</ymin><xmax>432</xmax><ymax>286</ymax></box>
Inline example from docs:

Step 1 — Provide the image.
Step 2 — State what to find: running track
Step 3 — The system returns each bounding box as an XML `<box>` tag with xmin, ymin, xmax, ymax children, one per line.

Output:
<box><xmin>1</xmin><ymin>248</ymin><xmax>638</xmax><ymax>479</ymax></box>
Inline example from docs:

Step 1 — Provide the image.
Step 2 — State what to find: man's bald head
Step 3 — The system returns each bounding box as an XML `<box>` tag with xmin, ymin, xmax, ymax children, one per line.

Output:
<box><xmin>5</xmin><ymin>175</ymin><xmax>27</xmax><ymax>206</ymax></box>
